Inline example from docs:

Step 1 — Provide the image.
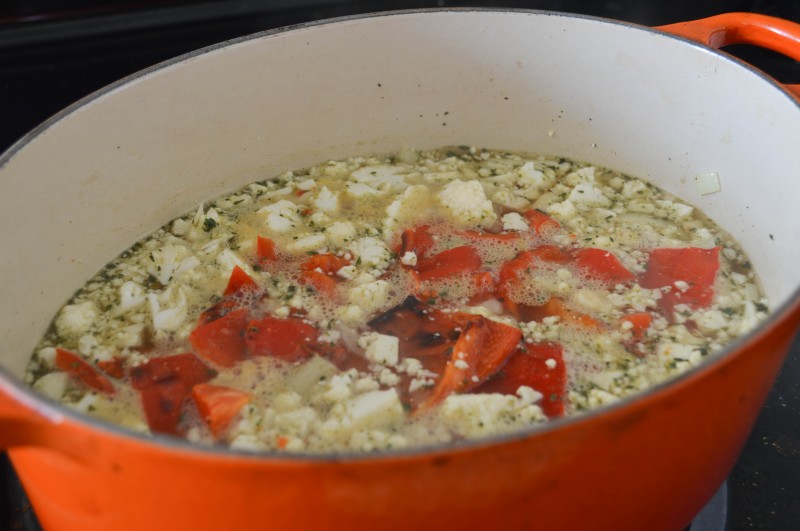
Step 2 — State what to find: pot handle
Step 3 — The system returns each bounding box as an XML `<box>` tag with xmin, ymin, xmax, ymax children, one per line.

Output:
<box><xmin>656</xmin><ymin>12</ymin><xmax>800</xmax><ymax>100</ymax></box>
<box><xmin>0</xmin><ymin>379</ymin><xmax>89</xmax><ymax>460</ymax></box>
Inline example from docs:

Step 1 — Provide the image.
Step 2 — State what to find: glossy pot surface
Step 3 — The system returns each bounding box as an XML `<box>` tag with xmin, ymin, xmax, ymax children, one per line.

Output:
<box><xmin>1</xmin><ymin>10</ymin><xmax>799</xmax><ymax>531</ymax></box>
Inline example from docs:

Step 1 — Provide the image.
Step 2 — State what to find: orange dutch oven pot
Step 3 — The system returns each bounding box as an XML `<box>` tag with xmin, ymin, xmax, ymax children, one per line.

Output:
<box><xmin>1</xmin><ymin>10</ymin><xmax>799</xmax><ymax>531</ymax></box>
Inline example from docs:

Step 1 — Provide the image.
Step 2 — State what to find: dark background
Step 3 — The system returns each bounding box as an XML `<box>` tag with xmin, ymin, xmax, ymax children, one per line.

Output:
<box><xmin>1</xmin><ymin>1</ymin><xmax>799</xmax><ymax>529</ymax></box>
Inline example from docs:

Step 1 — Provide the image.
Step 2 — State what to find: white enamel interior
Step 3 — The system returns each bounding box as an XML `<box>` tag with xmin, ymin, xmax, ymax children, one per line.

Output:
<box><xmin>1</xmin><ymin>10</ymin><xmax>799</xmax><ymax>379</ymax></box>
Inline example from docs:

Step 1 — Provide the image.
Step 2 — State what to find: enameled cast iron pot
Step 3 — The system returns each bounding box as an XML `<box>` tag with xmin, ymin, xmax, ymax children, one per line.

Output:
<box><xmin>1</xmin><ymin>10</ymin><xmax>799</xmax><ymax>531</ymax></box>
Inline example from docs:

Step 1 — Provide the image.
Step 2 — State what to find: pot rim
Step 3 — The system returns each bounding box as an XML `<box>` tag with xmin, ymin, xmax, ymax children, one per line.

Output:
<box><xmin>1</xmin><ymin>7</ymin><xmax>799</xmax><ymax>463</ymax></box>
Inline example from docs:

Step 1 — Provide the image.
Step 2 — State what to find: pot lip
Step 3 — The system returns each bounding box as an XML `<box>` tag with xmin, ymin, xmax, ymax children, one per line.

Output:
<box><xmin>1</xmin><ymin>7</ymin><xmax>800</xmax><ymax>463</ymax></box>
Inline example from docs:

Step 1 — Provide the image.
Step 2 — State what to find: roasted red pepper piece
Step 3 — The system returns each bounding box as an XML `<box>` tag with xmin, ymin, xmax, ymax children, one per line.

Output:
<box><xmin>256</xmin><ymin>236</ymin><xmax>277</xmax><ymax>263</ymax></box>
<box><xmin>130</xmin><ymin>352</ymin><xmax>218</xmax><ymax>391</ymax></box>
<box><xmin>368</xmin><ymin>297</ymin><xmax>471</xmax><ymax>366</ymax></box>
<box><xmin>305</xmin><ymin>341</ymin><xmax>370</xmax><ymax>373</ymax></box>
<box><xmin>468</xmin><ymin>271</ymin><xmax>497</xmax><ymax>304</ymax></box>
<box><xmin>574</xmin><ymin>248</ymin><xmax>635</xmax><ymax>285</ymax></box>
<box><xmin>640</xmin><ymin>247</ymin><xmax>721</xmax><ymax>314</ymax></box>
<box><xmin>497</xmin><ymin>245</ymin><xmax>571</xmax><ymax>317</ymax></box>
<box><xmin>398</xmin><ymin>225</ymin><xmax>435</xmax><ymax>261</ymax></box>
<box><xmin>298</xmin><ymin>270</ymin><xmax>339</xmax><ymax>298</ymax></box>
<box><xmin>96</xmin><ymin>357</ymin><xmax>126</xmax><ymax>379</ymax></box>
<box><xmin>139</xmin><ymin>379</ymin><xmax>187</xmax><ymax>435</ymax></box>
<box><xmin>522</xmin><ymin>209</ymin><xmax>561</xmax><ymax>235</ymax></box>
<box><xmin>518</xmin><ymin>297</ymin><xmax>603</xmax><ymax>330</ymax></box>
<box><xmin>298</xmin><ymin>253</ymin><xmax>349</xmax><ymax>298</ymax></box>
<box><xmin>191</xmin><ymin>383</ymin><xmax>251</xmax><ymax>436</ymax></box>
<box><xmin>55</xmin><ymin>348</ymin><xmax>115</xmax><ymax>395</ymax></box>
<box><xmin>460</xmin><ymin>230</ymin><xmax>521</xmax><ymax>244</ymax></box>
<box><xmin>621</xmin><ymin>311</ymin><xmax>653</xmax><ymax>357</ymax></box>
<box><xmin>223</xmin><ymin>265</ymin><xmax>258</xmax><ymax>297</ymax></box>
<box><xmin>415</xmin><ymin>245</ymin><xmax>482</xmax><ymax>282</ymax></box>
<box><xmin>621</xmin><ymin>312</ymin><xmax>653</xmax><ymax>341</ymax></box>
<box><xmin>476</xmin><ymin>343</ymin><xmax>567</xmax><ymax>418</ymax></box>
<box><xmin>189</xmin><ymin>308</ymin><xmax>249</xmax><ymax>367</ymax></box>
<box><xmin>420</xmin><ymin>316</ymin><xmax>522</xmax><ymax>410</ymax></box>
<box><xmin>129</xmin><ymin>352</ymin><xmax>217</xmax><ymax>435</ymax></box>
<box><xmin>301</xmin><ymin>253</ymin><xmax>349</xmax><ymax>274</ymax></box>
<box><xmin>245</xmin><ymin>316</ymin><xmax>317</xmax><ymax>362</ymax></box>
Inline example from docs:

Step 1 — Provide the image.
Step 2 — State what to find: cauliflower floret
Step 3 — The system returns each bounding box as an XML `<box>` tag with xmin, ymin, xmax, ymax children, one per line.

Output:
<box><xmin>501</xmin><ymin>212</ymin><xmax>529</xmax><ymax>232</ymax></box>
<box><xmin>257</xmin><ymin>199</ymin><xmax>302</xmax><ymax>233</ymax></box>
<box><xmin>568</xmin><ymin>183</ymin><xmax>611</xmax><ymax>207</ymax></box>
<box><xmin>438</xmin><ymin>179</ymin><xmax>497</xmax><ymax>228</ymax></box>
<box><xmin>351</xmin><ymin>165</ymin><xmax>408</xmax><ymax>193</ymax></box>
<box><xmin>146</xmin><ymin>244</ymin><xmax>194</xmax><ymax>285</ymax></box>
<box><xmin>383</xmin><ymin>184</ymin><xmax>433</xmax><ymax>241</ymax></box>
<box><xmin>349</xmin><ymin>237</ymin><xmax>392</xmax><ymax>271</ymax></box>
<box><xmin>285</xmin><ymin>233</ymin><xmax>328</xmax><ymax>254</ymax></box>
<box><xmin>358</xmin><ymin>332</ymin><xmax>399</xmax><ymax>366</ymax></box>
<box><xmin>325</xmin><ymin>221</ymin><xmax>357</xmax><ymax>247</ymax></box>
<box><xmin>346</xmin><ymin>182</ymin><xmax>384</xmax><ymax>197</ymax></box>
<box><xmin>313</xmin><ymin>186</ymin><xmax>339</xmax><ymax>213</ymax></box>
<box><xmin>343</xmin><ymin>389</ymin><xmax>404</xmax><ymax>430</ymax></box>
<box><xmin>348</xmin><ymin>280</ymin><xmax>391</xmax><ymax>315</ymax></box>
<box><xmin>55</xmin><ymin>301</ymin><xmax>98</xmax><ymax>337</ymax></box>
<box><xmin>439</xmin><ymin>387</ymin><xmax>546</xmax><ymax>438</ymax></box>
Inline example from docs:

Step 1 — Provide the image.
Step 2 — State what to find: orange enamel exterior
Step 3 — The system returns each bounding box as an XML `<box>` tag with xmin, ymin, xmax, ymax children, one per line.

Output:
<box><xmin>657</xmin><ymin>13</ymin><xmax>800</xmax><ymax>100</ymax></box>
<box><xmin>2</xmin><ymin>306</ymin><xmax>798</xmax><ymax>531</ymax></box>
<box><xmin>1</xmin><ymin>10</ymin><xmax>800</xmax><ymax>531</ymax></box>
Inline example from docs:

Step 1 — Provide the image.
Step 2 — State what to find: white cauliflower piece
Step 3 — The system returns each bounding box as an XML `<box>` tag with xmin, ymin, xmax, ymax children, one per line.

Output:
<box><xmin>501</xmin><ymin>212</ymin><xmax>529</xmax><ymax>232</ymax></box>
<box><xmin>257</xmin><ymin>199</ymin><xmax>302</xmax><ymax>233</ymax></box>
<box><xmin>358</xmin><ymin>332</ymin><xmax>399</xmax><ymax>366</ymax></box>
<box><xmin>346</xmin><ymin>182</ymin><xmax>384</xmax><ymax>197</ymax></box>
<box><xmin>348</xmin><ymin>280</ymin><xmax>391</xmax><ymax>315</ymax></box>
<box><xmin>325</xmin><ymin>221</ymin><xmax>357</xmax><ymax>247</ymax></box>
<box><xmin>383</xmin><ymin>184</ymin><xmax>433</xmax><ymax>241</ymax></box>
<box><xmin>351</xmin><ymin>165</ymin><xmax>408</xmax><ymax>193</ymax></box>
<box><xmin>117</xmin><ymin>281</ymin><xmax>146</xmax><ymax>313</ymax></box>
<box><xmin>568</xmin><ymin>183</ymin><xmax>611</xmax><ymax>207</ymax></box>
<box><xmin>350</xmin><ymin>237</ymin><xmax>392</xmax><ymax>270</ymax></box>
<box><xmin>55</xmin><ymin>301</ymin><xmax>98</xmax><ymax>337</ymax></box>
<box><xmin>285</xmin><ymin>233</ymin><xmax>328</xmax><ymax>255</ymax></box>
<box><xmin>438</xmin><ymin>179</ymin><xmax>497</xmax><ymax>228</ymax></box>
<box><xmin>439</xmin><ymin>387</ymin><xmax>545</xmax><ymax>438</ymax></box>
<box><xmin>313</xmin><ymin>186</ymin><xmax>339</xmax><ymax>213</ymax></box>
<box><xmin>343</xmin><ymin>389</ymin><xmax>404</xmax><ymax>430</ymax></box>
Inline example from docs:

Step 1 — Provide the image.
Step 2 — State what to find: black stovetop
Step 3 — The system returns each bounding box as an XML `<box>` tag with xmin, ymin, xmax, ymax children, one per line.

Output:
<box><xmin>1</xmin><ymin>1</ymin><xmax>799</xmax><ymax>529</ymax></box>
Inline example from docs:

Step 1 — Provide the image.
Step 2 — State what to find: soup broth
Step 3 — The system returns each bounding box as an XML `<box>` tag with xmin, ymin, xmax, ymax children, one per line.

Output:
<box><xmin>26</xmin><ymin>147</ymin><xmax>768</xmax><ymax>453</ymax></box>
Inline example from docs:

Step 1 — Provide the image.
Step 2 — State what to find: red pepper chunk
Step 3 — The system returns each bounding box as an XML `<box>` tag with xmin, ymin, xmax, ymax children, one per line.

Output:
<box><xmin>130</xmin><ymin>353</ymin><xmax>218</xmax><ymax>391</ymax></box>
<box><xmin>189</xmin><ymin>308</ymin><xmax>249</xmax><ymax>367</ymax></box>
<box><xmin>518</xmin><ymin>297</ymin><xmax>603</xmax><ymax>330</ymax></box>
<box><xmin>139</xmin><ymin>379</ymin><xmax>187</xmax><ymax>436</ymax></box>
<box><xmin>192</xmin><ymin>383</ymin><xmax>251</xmax><ymax>436</ymax></box>
<box><xmin>298</xmin><ymin>270</ymin><xmax>339</xmax><ymax>298</ymax></box>
<box><xmin>298</xmin><ymin>253</ymin><xmax>349</xmax><ymax>298</ymax></box>
<box><xmin>129</xmin><ymin>352</ymin><xmax>217</xmax><ymax>436</ymax></box>
<box><xmin>621</xmin><ymin>312</ymin><xmax>653</xmax><ymax>342</ymax></box>
<box><xmin>640</xmin><ymin>247</ymin><xmax>721</xmax><ymax>314</ymax></box>
<box><xmin>420</xmin><ymin>316</ymin><xmax>522</xmax><ymax>410</ymax></box>
<box><xmin>522</xmin><ymin>209</ymin><xmax>561</xmax><ymax>235</ymax></box>
<box><xmin>398</xmin><ymin>225</ymin><xmax>435</xmax><ymax>261</ymax></box>
<box><xmin>574</xmin><ymin>248</ymin><xmax>634</xmax><ymax>285</ymax></box>
<box><xmin>416</xmin><ymin>245</ymin><xmax>482</xmax><ymax>282</ymax></box>
<box><xmin>256</xmin><ymin>236</ymin><xmax>277</xmax><ymax>266</ymax></box>
<box><xmin>223</xmin><ymin>266</ymin><xmax>258</xmax><ymax>297</ymax></box>
<box><xmin>497</xmin><ymin>245</ymin><xmax>571</xmax><ymax>316</ymax></box>
<box><xmin>301</xmin><ymin>253</ymin><xmax>349</xmax><ymax>274</ymax></box>
<box><xmin>55</xmin><ymin>348</ymin><xmax>115</xmax><ymax>395</ymax></box>
<box><xmin>476</xmin><ymin>343</ymin><xmax>567</xmax><ymax>418</ymax></box>
<box><xmin>245</xmin><ymin>317</ymin><xmax>317</xmax><ymax>363</ymax></box>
